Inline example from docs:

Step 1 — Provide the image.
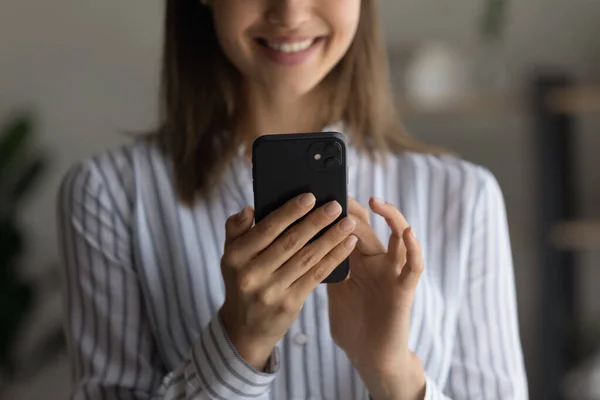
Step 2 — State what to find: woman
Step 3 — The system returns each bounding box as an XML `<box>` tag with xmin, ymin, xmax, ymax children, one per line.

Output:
<box><xmin>57</xmin><ymin>0</ymin><xmax>528</xmax><ymax>399</ymax></box>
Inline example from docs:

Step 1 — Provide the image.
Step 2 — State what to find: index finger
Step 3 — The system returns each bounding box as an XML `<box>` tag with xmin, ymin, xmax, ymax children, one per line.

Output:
<box><xmin>369</xmin><ymin>197</ymin><xmax>409</xmax><ymax>263</ymax></box>
<box><xmin>232</xmin><ymin>193</ymin><xmax>317</xmax><ymax>257</ymax></box>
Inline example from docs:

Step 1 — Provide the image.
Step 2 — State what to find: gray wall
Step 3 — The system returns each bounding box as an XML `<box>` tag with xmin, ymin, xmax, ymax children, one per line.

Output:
<box><xmin>1</xmin><ymin>0</ymin><xmax>599</xmax><ymax>398</ymax></box>
<box><xmin>382</xmin><ymin>0</ymin><xmax>600</xmax><ymax>80</ymax></box>
<box><xmin>1</xmin><ymin>1</ymin><xmax>161</xmax><ymax>398</ymax></box>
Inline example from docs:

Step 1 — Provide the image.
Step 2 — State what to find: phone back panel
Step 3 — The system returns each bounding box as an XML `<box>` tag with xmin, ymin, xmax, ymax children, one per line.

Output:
<box><xmin>252</xmin><ymin>132</ymin><xmax>349</xmax><ymax>283</ymax></box>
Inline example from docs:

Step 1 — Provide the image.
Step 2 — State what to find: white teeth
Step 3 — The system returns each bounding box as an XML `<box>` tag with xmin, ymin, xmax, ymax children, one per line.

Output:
<box><xmin>266</xmin><ymin>39</ymin><xmax>315</xmax><ymax>53</ymax></box>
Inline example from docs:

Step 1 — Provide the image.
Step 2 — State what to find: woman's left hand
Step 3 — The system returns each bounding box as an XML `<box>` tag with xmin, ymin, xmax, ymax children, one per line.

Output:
<box><xmin>327</xmin><ymin>197</ymin><xmax>426</xmax><ymax>400</ymax></box>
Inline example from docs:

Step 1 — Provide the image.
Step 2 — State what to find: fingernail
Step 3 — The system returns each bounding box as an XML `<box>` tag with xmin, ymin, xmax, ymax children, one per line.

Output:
<box><xmin>345</xmin><ymin>235</ymin><xmax>358</xmax><ymax>249</ymax></box>
<box><xmin>299</xmin><ymin>193</ymin><xmax>316</xmax><ymax>207</ymax></box>
<box><xmin>409</xmin><ymin>227</ymin><xmax>417</xmax><ymax>239</ymax></box>
<box><xmin>340</xmin><ymin>217</ymin><xmax>356</xmax><ymax>232</ymax></box>
<box><xmin>372</xmin><ymin>197</ymin><xmax>385</xmax><ymax>205</ymax></box>
<box><xmin>325</xmin><ymin>201</ymin><xmax>342</xmax><ymax>216</ymax></box>
<box><xmin>238</xmin><ymin>206</ymin><xmax>249</xmax><ymax>221</ymax></box>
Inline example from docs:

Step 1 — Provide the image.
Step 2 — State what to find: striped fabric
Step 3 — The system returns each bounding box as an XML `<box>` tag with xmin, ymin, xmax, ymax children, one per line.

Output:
<box><xmin>57</xmin><ymin>131</ymin><xmax>528</xmax><ymax>400</ymax></box>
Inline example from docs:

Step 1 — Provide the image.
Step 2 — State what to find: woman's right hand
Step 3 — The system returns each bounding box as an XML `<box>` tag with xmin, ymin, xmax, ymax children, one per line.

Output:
<box><xmin>219</xmin><ymin>193</ymin><xmax>357</xmax><ymax>371</ymax></box>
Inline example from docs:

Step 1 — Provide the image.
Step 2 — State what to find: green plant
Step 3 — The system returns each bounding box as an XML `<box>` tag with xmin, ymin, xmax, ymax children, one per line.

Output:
<box><xmin>480</xmin><ymin>0</ymin><xmax>509</xmax><ymax>42</ymax></box>
<box><xmin>0</xmin><ymin>111</ymin><xmax>60</xmax><ymax>382</ymax></box>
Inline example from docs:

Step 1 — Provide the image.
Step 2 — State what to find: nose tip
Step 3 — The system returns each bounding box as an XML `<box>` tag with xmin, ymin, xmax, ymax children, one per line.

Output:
<box><xmin>266</xmin><ymin>0</ymin><xmax>310</xmax><ymax>28</ymax></box>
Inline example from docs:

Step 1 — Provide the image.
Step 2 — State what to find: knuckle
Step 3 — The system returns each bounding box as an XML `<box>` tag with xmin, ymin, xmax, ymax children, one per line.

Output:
<box><xmin>280</xmin><ymin>296</ymin><xmax>300</xmax><ymax>314</ymax></box>
<box><xmin>411</xmin><ymin>353</ymin><xmax>424</xmax><ymax>369</ymax></box>
<box><xmin>332</xmin><ymin>222</ymin><xmax>349</xmax><ymax>239</ymax></box>
<box><xmin>299</xmin><ymin>249</ymin><xmax>319</xmax><ymax>269</ymax></box>
<box><xmin>280</xmin><ymin>230</ymin><xmax>301</xmax><ymax>252</ymax></box>
<box><xmin>257</xmin><ymin>288</ymin><xmax>277</xmax><ymax>307</ymax></box>
<box><xmin>305</xmin><ymin>213</ymin><xmax>323</xmax><ymax>230</ymax></box>
<box><xmin>304</xmin><ymin>214</ymin><xmax>324</xmax><ymax>232</ymax></box>
<box><xmin>236</xmin><ymin>271</ymin><xmax>256</xmax><ymax>293</ymax></box>
<box><xmin>225</xmin><ymin>214</ymin><xmax>237</xmax><ymax>229</ymax></box>
<box><xmin>414</xmin><ymin>259</ymin><xmax>425</xmax><ymax>273</ymax></box>
<box><xmin>221</xmin><ymin>251</ymin><xmax>239</xmax><ymax>268</ymax></box>
<box><xmin>220</xmin><ymin>256</ymin><xmax>233</xmax><ymax>271</ymax></box>
<box><xmin>256</xmin><ymin>219</ymin><xmax>275</xmax><ymax>236</ymax></box>
<box><xmin>311</xmin><ymin>263</ymin><xmax>330</xmax><ymax>283</ymax></box>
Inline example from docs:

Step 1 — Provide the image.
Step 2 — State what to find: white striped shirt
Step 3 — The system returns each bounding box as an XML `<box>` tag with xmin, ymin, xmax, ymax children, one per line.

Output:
<box><xmin>57</xmin><ymin>131</ymin><xmax>528</xmax><ymax>400</ymax></box>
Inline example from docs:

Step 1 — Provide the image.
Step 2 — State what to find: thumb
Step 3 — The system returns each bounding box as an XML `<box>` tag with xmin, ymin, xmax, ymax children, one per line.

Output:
<box><xmin>225</xmin><ymin>206</ymin><xmax>254</xmax><ymax>246</ymax></box>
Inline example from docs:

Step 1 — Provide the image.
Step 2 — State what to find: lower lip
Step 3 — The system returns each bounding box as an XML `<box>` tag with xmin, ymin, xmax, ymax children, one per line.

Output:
<box><xmin>257</xmin><ymin>38</ymin><xmax>323</xmax><ymax>66</ymax></box>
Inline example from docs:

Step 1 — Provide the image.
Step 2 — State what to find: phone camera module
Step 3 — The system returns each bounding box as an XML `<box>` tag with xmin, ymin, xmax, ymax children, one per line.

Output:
<box><xmin>308</xmin><ymin>140</ymin><xmax>343</xmax><ymax>171</ymax></box>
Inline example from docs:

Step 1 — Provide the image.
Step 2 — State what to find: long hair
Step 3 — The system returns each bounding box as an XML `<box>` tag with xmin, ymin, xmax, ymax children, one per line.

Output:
<box><xmin>159</xmin><ymin>0</ymin><xmax>434</xmax><ymax>204</ymax></box>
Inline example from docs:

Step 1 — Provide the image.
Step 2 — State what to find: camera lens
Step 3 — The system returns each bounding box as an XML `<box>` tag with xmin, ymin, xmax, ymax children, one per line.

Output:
<box><xmin>325</xmin><ymin>157</ymin><xmax>342</xmax><ymax>169</ymax></box>
<box><xmin>325</xmin><ymin>142</ymin><xmax>342</xmax><ymax>156</ymax></box>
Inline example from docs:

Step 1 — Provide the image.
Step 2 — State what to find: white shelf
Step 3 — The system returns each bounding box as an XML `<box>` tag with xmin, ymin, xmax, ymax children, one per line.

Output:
<box><xmin>396</xmin><ymin>86</ymin><xmax>600</xmax><ymax>117</ymax></box>
<box><xmin>397</xmin><ymin>92</ymin><xmax>522</xmax><ymax>117</ymax></box>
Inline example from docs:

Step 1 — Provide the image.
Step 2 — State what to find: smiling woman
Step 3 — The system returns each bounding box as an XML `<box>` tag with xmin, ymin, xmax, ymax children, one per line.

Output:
<box><xmin>57</xmin><ymin>0</ymin><xmax>528</xmax><ymax>399</ymax></box>
<box><xmin>159</xmin><ymin>0</ymin><xmax>430</xmax><ymax>204</ymax></box>
<box><xmin>211</xmin><ymin>0</ymin><xmax>359</xmax><ymax>93</ymax></box>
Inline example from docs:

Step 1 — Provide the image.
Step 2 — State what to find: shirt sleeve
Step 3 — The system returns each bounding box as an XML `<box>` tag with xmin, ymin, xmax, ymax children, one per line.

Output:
<box><xmin>57</xmin><ymin>161</ymin><xmax>277</xmax><ymax>400</ymax></box>
<box><xmin>424</xmin><ymin>169</ymin><xmax>529</xmax><ymax>400</ymax></box>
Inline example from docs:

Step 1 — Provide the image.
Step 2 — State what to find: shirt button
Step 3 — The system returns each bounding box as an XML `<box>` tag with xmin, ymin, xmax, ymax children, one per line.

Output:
<box><xmin>293</xmin><ymin>332</ymin><xmax>309</xmax><ymax>345</ymax></box>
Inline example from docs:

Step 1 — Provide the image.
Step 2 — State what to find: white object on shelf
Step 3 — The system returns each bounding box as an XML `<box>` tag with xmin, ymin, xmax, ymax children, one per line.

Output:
<box><xmin>403</xmin><ymin>41</ymin><xmax>471</xmax><ymax>108</ymax></box>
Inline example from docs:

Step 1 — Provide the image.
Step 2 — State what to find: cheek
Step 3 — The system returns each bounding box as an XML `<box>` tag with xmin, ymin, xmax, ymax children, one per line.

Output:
<box><xmin>327</xmin><ymin>0</ymin><xmax>361</xmax><ymax>57</ymax></box>
<box><xmin>213</xmin><ymin>18</ymin><xmax>241</xmax><ymax>58</ymax></box>
<box><xmin>211</xmin><ymin>4</ymin><xmax>256</xmax><ymax>68</ymax></box>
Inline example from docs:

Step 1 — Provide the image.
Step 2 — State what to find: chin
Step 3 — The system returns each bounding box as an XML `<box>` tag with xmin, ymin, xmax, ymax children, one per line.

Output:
<box><xmin>259</xmin><ymin>73</ymin><xmax>326</xmax><ymax>98</ymax></box>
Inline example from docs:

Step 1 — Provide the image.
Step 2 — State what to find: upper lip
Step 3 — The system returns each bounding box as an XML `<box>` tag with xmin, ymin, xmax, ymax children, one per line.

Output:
<box><xmin>256</xmin><ymin>36</ymin><xmax>320</xmax><ymax>43</ymax></box>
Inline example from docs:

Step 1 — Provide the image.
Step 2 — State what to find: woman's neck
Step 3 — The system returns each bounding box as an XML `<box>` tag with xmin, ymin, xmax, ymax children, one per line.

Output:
<box><xmin>239</xmin><ymin>85</ymin><xmax>328</xmax><ymax>146</ymax></box>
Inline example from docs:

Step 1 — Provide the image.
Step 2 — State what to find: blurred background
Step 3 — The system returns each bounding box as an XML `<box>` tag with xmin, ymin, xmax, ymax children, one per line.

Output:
<box><xmin>1</xmin><ymin>0</ymin><xmax>599</xmax><ymax>399</ymax></box>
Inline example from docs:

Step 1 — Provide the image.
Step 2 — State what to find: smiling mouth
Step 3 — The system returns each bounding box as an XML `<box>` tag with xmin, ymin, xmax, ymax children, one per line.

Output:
<box><xmin>256</xmin><ymin>37</ymin><xmax>323</xmax><ymax>54</ymax></box>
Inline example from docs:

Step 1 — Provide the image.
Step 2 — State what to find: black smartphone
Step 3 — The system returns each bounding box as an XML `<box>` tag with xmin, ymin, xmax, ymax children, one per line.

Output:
<box><xmin>252</xmin><ymin>132</ymin><xmax>349</xmax><ymax>283</ymax></box>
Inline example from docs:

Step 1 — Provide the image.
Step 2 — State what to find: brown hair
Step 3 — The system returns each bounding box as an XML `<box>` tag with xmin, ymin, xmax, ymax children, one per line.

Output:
<box><xmin>159</xmin><ymin>0</ymin><xmax>435</xmax><ymax>204</ymax></box>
